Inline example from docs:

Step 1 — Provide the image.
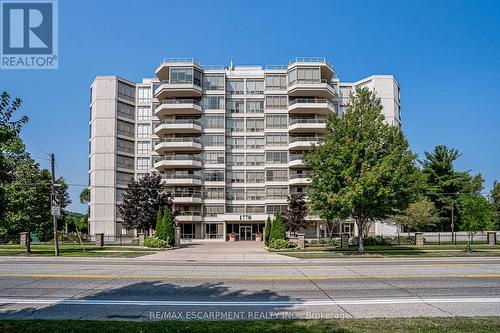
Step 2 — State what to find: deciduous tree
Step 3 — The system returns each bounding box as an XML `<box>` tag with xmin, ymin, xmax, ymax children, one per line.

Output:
<box><xmin>395</xmin><ymin>196</ymin><xmax>439</xmax><ymax>231</ymax></box>
<box><xmin>285</xmin><ymin>192</ymin><xmax>307</xmax><ymax>235</ymax></box>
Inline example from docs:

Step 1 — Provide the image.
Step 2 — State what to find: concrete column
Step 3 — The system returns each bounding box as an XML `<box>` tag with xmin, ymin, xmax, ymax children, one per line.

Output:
<box><xmin>297</xmin><ymin>233</ymin><xmax>305</xmax><ymax>249</ymax></box>
<box><xmin>487</xmin><ymin>232</ymin><xmax>497</xmax><ymax>246</ymax></box>
<box><xmin>175</xmin><ymin>226</ymin><xmax>181</xmax><ymax>247</ymax></box>
<box><xmin>19</xmin><ymin>232</ymin><xmax>30</xmax><ymax>254</ymax></box>
<box><xmin>95</xmin><ymin>233</ymin><xmax>104</xmax><ymax>247</ymax></box>
<box><xmin>223</xmin><ymin>221</ymin><xmax>227</xmax><ymax>242</ymax></box>
<box><xmin>138</xmin><ymin>233</ymin><xmax>145</xmax><ymax>247</ymax></box>
<box><xmin>415</xmin><ymin>232</ymin><xmax>424</xmax><ymax>246</ymax></box>
<box><xmin>316</xmin><ymin>222</ymin><xmax>320</xmax><ymax>238</ymax></box>
<box><xmin>341</xmin><ymin>233</ymin><xmax>349</xmax><ymax>248</ymax></box>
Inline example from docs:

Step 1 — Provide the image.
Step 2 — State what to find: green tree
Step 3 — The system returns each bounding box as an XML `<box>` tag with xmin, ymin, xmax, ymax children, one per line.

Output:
<box><xmin>395</xmin><ymin>197</ymin><xmax>439</xmax><ymax>231</ymax></box>
<box><xmin>457</xmin><ymin>194</ymin><xmax>493</xmax><ymax>251</ymax></box>
<box><xmin>305</xmin><ymin>88</ymin><xmax>421</xmax><ymax>252</ymax></box>
<box><xmin>264</xmin><ymin>216</ymin><xmax>272</xmax><ymax>245</ymax></box>
<box><xmin>491</xmin><ymin>181</ymin><xmax>500</xmax><ymax>229</ymax></box>
<box><xmin>285</xmin><ymin>192</ymin><xmax>307</xmax><ymax>235</ymax></box>
<box><xmin>163</xmin><ymin>207</ymin><xmax>175</xmax><ymax>246</ymax></box>
<box><xmin>154</xmin><ymin>206</ymin><xmax>165</xmax><ymax>239</ymax></box>
<box><xmin>79</xmin><ymin>188</ymin><xmax>90</xmax><ymax>204</ymax></box>
<box><xmin>270</xmin><ymin>211</ymin><xmax>286</xmax><ymax>241</ymax></box>
<box><xmin>421</xmin><ymin>145</ymin><xmax>484</xmax><ymax>231</ymax></box>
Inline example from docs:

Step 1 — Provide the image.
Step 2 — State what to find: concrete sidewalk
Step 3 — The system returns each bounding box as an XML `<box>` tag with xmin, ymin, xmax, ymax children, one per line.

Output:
<box><xmin>142</xmin><ymin>240</ymin><xmax>298</xmax><ymax>261</ymax></box>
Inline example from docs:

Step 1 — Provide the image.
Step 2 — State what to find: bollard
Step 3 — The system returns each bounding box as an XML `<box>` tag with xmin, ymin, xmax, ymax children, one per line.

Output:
<box><xmin>175</xmin><ymin>226</ymin><xmax>181</xmax><ymax>247</ymax></box>
<box><xmin>95</xmin><ymin>233</ymin><xmax>104</xmax><ymax>247</ymax></box>
<box><xmin>487</xmin><ymin>232</ymin><xmax>497</xmax><ymax>246</ymax></box>
<box><xmin>296</xmin><ymin>233</ymin><xmax>305</xmax><ymax>249</ymax></box>
<box><xmin>138</xmin><ymin>233</ymin><xmax>145</xmax><ymax>247</ymax></box>
<box><xmin>19</xmin><ymin>232</ymin><xmax>31</xmax><ymax>254</ymax></box>
<box><xmin>341</xmin><ymin>233</ymin><xmax>349</xmax><ymax>248</ymax></box>
<box><xmin>415</xmin><ymin>232</ymin><xmax>424</xmax><ymax>246</ymax></box>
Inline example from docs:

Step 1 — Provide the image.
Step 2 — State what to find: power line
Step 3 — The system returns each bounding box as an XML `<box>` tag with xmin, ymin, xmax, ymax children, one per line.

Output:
<box><xmin>24</xmin><ymin>141</ymin><xmax>51</xmax><ymax>157</ymax></box>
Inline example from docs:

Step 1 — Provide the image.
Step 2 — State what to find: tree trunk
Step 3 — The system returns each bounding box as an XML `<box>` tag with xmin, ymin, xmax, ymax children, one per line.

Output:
<box><xmin>357</xmin><ymin>219</ymin><xmax>364</xmax><ymax>253</ymax></box>
<box><xmin>358</xmin><ymin>235</ymin><xmax>364</xmax><ymax>253</ymax></box>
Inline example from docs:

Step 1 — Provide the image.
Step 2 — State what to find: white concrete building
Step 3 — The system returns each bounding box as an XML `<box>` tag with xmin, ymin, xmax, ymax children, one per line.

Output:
<box><xmin>88</xmin><ymin>57</ymin><xmax>401</xmax><ymax>240</ymax></box>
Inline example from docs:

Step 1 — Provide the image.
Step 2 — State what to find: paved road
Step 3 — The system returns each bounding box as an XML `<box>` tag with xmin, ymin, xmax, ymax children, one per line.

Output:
<box><xmin>1</xmin><ymin>254</ymin><xmax>499</xmax><ymax>320</ymax></box>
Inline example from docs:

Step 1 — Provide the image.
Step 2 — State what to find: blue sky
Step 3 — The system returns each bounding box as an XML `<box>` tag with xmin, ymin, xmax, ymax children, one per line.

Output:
<box><xmin>1</xmin><ymin>0</ymin><xmax>499</xmax><ymax>212</ymax></box>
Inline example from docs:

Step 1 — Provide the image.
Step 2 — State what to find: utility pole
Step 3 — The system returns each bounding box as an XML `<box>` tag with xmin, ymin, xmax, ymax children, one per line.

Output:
<box><xmin>51</xmin><ymin>153</ymin><xmax>59</xmax><ymax>256</ymax></box>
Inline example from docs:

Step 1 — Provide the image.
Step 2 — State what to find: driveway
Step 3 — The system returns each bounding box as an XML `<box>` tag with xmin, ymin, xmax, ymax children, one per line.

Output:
<box><xmin>142</xmin><ymin>240</ymin><xmax>298</xmax><ymax>262</ymax></box>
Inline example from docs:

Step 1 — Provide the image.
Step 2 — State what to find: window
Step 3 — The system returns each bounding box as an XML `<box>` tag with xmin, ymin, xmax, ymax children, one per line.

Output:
<box><xmin>246</xmin><ymin>188</ymin><xmax>265</xmax><ymax>200</ymax></box>
<box><xmin>266</xmin><ymin>133</ymin><xmax>288</xmax><ymax>146</ymax></box>
<box><xmin>116</xmin><ymin>188</ymin><xmax>126</xmax><ymax>202</ymax></box>
<box><xmin>204</xmin><ymin>115</ymin><xmax>224</xmax><ymax>129</ymax></box>
<box><xmin>204</xmin><ymin>187</ymin><xmax>225</xmax><ymax>199</ymax></box>
<box><xmin>138</xmin><ymin>87</ymin><xmax>151</xmax><ymax>103</ymax></box>
<box><xmin>265</xmin><ymin>74</ymin><xmax>286</xmax><ymax>90</ymax></box>
<box><xmin>170</xmin><ymin>67</ymin><xmax>193</xmax><ymax>84</ymax></box>
<box><xmin>202</xmin><ymin>95</ymin><xmax>224</xmax><ymax>109</ymax></box>
<box><xmin>136</xmin><ymin>157</ymin><xmax>151</xmax><ymax>170</ymax></box>
<box><xmin>204</xmin><ymin>134</ymin><xmax>224</xmax><ymax>147</ymax></box>
<box><xmin>266</xmin><ymin>151</ymin><xmax>288</xmax><ymax>164</ymax></box>
<box><xmin>246</xmin><ymin>171</ymin><xmax>265</xmax><ymax>183</ymax></box>
<box><xmin>203</xmin><ymin>169</ymin><xmax>224</xmax><ymax>182</ymax></box>
<box><xmin>246</xmin><ymin>118</ymin><xmax>264</xmax><ymax>132</ymax></box>
<box><xmin>203</xmin><ymin>74</ymin><xmax>225</xmax><ymax>91</ymax></box>
<box><xmin>181</xmin><ymin>223</ymin><xmax>196</xmax><ymax>239</ymax></box>
<box><xmin>227</xmin><ymin>153</ymin><xmax>245</xmax><ymax>166</ymax></box>
<box><xmin>118</xmin><ymin>81</ymin><xmax>135</xmax><ymax>101</ymax></box>
<box><xmin>117</xmin><ymin>102</ymin><xmax>134</xmax><ymax>120</ymax></box>
<box><xmin>137</xmin><ymin>106</ymin><xmax>151</xmax><ymax>120</ymax></box>
<box><xmin>246</xmin><ymin>137</ymin><xmax>264</xmax><ymax>149</ymax></box>
<box><xmin>204</xmin><ymin>223</ymin><xmax>224</xmax><ymax>239</ymax></box>
<box><xmin>226</xmin><ymin>205</ymin><xmax>245</xmax><ymax>214</ymax></box>
<box><xmin>137</xmin><ymin>124</ymin><xmax>151</xmax><ymax>138</ymax></box>
<box><xmin>137</xmin><ymin>141</ymin><xmax>150</xmax><ymax>154</ymax></box>
<box><xmin>203</xmin><ymin>205</ymin><xmax>224</xmax><ymax>217</ymax></box>
<box><xmin>266</xmin><ymin>114</ymin><xmax>287</xmax><ymax>129</ymax></box>
<box><xmin>288</xmin><ymin>67</ymin><xmax>320</xmax><ymax>85</ymax></box>
<box><xmin>246</xmin><ymin>153</ymin><xmax>264</xmax><ymax>166</ymax></box>
<box><xmin>226</xmin><ymin>99</ymin><xmax>244</xmax><ymax>113</ymax></box>
<box><xmin>226</xmin><ymin>137</ymin><xmax>244</xmax><ymax>149</ymax></box>
<box><xmin>226</xmin><ymin>118</ymin><xmax>244</xmax><ymax>132</ymax></box>
<box><xmin>116</xmin><ymin>155</ymin><xmax>134</xmax><ymax>170</ymax></box>
<box><xmin>117</xmin><ymin>120</ymin><xmax>134</xmax><ymax>137</ymax></box>
<box><xmin>266</xmin><ymin>204</ymin><xmax>288</xmax><ymax>214</ymax></box>
<box><xmin>266</xmin><ymin>169</ymin><xmax>288</xmax><ymax>182</ymax></box>
<box><xmin>247</xmin><ymin>205</ymin><xmax>265</xmax><ymax>213</ymax></box>
<box><xmin>226</xmin><ymin>188</ymin><xmax>245</xmax><ymax>200</ymax></box>
<box><xmin>246</xmin><ymin>99</ymin><xmax>264</xmax><ymax>113</ymax></box>
<box><xmin>226</xmin><ymin>79</ymin><xmax>244</xmax><ymax>94</ymax></box>
<box><xmin>117</xmin><ymin>138</ymin><xmax>134</xmax><ymax>154</ymax></box>
<box><xmin>204</xmin><ymin>151</ymin><xmax>225</xmax><ymax>164</ymax></box>
<box><xmin>246</xmin><ymin>79</ymin><xmax>264</xmax><ymax>94</ymax></box>
<box><xmin>266</xmin><ymin>186</ymin><xmax>288</xmax><ymax>200</ymax></box>
<box><xmin>265</xmin><ymin>95</ymin><xmax>287</xmax><ymax>109</ymax></box>
<box><xmin>116</xmin><ymin>171</ymin><xmax>133</xmax><ymax>186</ymax></box>
<box><xmin>226</xmin><ymin>171</ymin><xmax>245</xmax><ymax>183</ymax></box>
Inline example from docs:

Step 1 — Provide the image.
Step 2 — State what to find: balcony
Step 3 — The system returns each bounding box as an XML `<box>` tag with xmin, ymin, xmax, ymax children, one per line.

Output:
<box><xmin>154</xmin><ymin>80</ymin><xmax>203</xmax><ymax>100</ymax></box>
<box><xmin>289</xmin><ymin>173</ymin><xmax>312</xmax><ymax>186</ymax></box>
<box><xmin>154</xmin><ymin>99</ymin><xmax>202</xmax><ymax>118</ymax></box>
<box><xmin>288</xmin><ymin>57</ymin><xmax>335</xmax><ymax>79</ymax></box>
<box><xmin>173</xmin><ymin>191</ymin><xmax>202</xmax><ymax>204</ymax></box>
<box><xmin>288</xmin><ymin>136</ymin><xmax>323</xmax><ymax>151</ymax></box>
<box><xmin>288</xmin><ymin>98</ymin><xmax>335</xmax><ymax>115</ymax></box>
<box><xmin>176</xmin><ymin>211</ymin><xmax>202</xmax><ymax>222</ymax></box>
<box><xmin>154</xmin><ymin>155</ymin><xmax>202</xmax><ymax>170</ymax></box>
<box><xmin>154</xmin><ymin>119</ymin><xmax>202</xmax><ymax>136</ymax></box>
<box><xmin>155</xmin><ymin>57</ymin><xmax>202</xmax><ymax>81</ymax></box>
<box><xmin>162</xmin><ymin>173</ymin><xmax>202</xmax><ymax>186</ymax></box>
<box><xmin>289</xmin><ymin>153</ymin><xmax>306</xmax><ymax>168</ymax></box>
<box><xmin>287</xmin><ymin>79</ymin><xmax>336</xmax><ymax>99</ymax></box>
<box><xmin>289</xmin><ymin>118</ymin><xmax>326</xmax><ymax>134</ymax></box>
<box><xmin>154</xmin><ymin>137</ymin><xmax>202</xmax><ymax>154</ymax></box>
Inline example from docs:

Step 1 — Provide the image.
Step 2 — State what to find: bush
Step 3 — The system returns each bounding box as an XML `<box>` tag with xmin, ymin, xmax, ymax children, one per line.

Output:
<box><xmin>268</xmin><ymin>239</ymin><xmax>292</xmax><ymax>250</ymax></box>
<box><xmin>351</xmin><ymin>235</ymin><xmax>415</xmax><ymax>246</ymax></box>
<box><xmin>144</xmin><ymin>236</ymin><xmax>169</xmax><ymax>248</ymax></box>
<box><xmin>270</xmin><ymin>211</ymin><xmax>286</xmax><ymax>241</ymax></box>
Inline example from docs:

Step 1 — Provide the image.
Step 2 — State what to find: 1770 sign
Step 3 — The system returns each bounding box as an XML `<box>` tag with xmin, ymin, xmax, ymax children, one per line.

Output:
<box><xmin>239</xmin><ymin>214</ymin><xmax>252</xmax><ymax>221</ymax></box>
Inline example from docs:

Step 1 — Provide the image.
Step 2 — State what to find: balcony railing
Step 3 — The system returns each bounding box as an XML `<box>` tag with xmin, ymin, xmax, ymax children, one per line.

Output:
<box><xmin>289</xmin><ymin>153</ymin><xmax>304</xmax><ymax>161</ymax></box>
<box><xmin>265</xmin><ymin>64</ymin><xmax>288</xmax><ymax>70</ymax></box>
<box><xmin>158</xmin><ymin>57</ymin><xmax>200</xmax><ymax>67</ymax></box>
<box><xmin>289</xmin><ymin>173</ymin><xmax>311</xmax><ymax>179</ymax></box>
<box><xmin>289</xmin><ymin>136</ymin><xmax>323</xmax><ymax>143</ymax></box>
<box><xmin>154</xmin><ymin>155</ymin><xmax>202</xmax><ymax>163</ymax></box>
<box><xmin>157</xmin><ymin>99</ymin><xmax>202</xmax><ymax>106</ymax></box>
<box><xmin>289</xmin><ymin>118</ymin><xmax>327</xmax><ymax>125</ymax></box>
<box><xmin>288</xmin><ymin>79</ymin><xmax>335</xmax><ymax>89</ymax></box>
<box><xmin>289</xmin><ymin>57</ymin><xmax>332</xmax><ymax>68</ymax></box>
<box><xmin>157</xmin><ymin>79</ymin><xmax>202</xmax><ymax>88</ymax></box>
<box><xmin>156</xmin><ymin>137</ymin><xmax>202</xmax><ymax>144</ymax></box>
<box><xmin>173</xmin><ymin>191</ymin><xmax>202</xmax><ymax>198</ymax></box>
<box><xmin>288</xmin><ymin>98</ymin><xmax>334</xmax><ymax>107</ymax></box>
<box><xmin>155</xmin><ymin>119</ymin><xmax>202</xmax><ymax>128</ymax></box>
<box><xmin>162</xmin><ymin>173</ymin><xmax>202</xmax><ymax>180</ymax></box>
<box><xmin>177</xmin><ymin>211</ymin><xmax>202</xmax><ymax>216</ymax></box>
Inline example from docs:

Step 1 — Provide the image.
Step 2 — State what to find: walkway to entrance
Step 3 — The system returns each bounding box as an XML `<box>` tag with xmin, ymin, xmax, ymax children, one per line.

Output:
<box><xmin>143</xmin><ymin>241</ymin><xmax>298</xmax><ymax>262</ymax></box>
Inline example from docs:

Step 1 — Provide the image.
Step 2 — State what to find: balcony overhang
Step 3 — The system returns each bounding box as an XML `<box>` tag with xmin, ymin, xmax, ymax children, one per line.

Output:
<box><xmin>154</xmin><ymin>123</ymin><xmax>202</xmax><ymax>136</ymax></box>
<box><xmin>176</xmin><ymin>215</ymin><xmax>202</xmax><ymax>222</ymax></box>
<box><xmin>154</xmin><ymin>159</ymin><xmax>202</xmax><ymax>170</ymax></box>
<box><xmin>288</xmin><ymin>101</ymin><xmax>335</xmax><ymax>115</ymax></box>
<box><xmin>288</xmin><ymin>141</ymin><xmax>319</xmax><ymax>151</ymax></box>
<box><xmin>173</xmin><ymin>197</ymin><xmax>202</xmax><ymax>204</ymax></box>
<box><xmin>154</xmin><ymin>141</ymin><xmax>202</xmax><ymax>154</ymax></box>
<box><xmin>289</xmin><ymin>177</ymin><xmax>312</xmax><ymax>186</ymax></box>
<box><xmin>289</xmin><ymin>159</ymin><xmax>306</xmax><ymax>168</ymax></box>
<box><xmin>287</xmin><ymin>83</ymin><xmax>336</xmax><ymax>99</ymax></box>
<box><xmin>288</xmin><ymin>122</ymin><xmax>326</xmax><ymax>134</ymax></box>
<box><xmin>154</xmin><ymin>83</ymin><xmax>203</xmax><ymax>100</ymax></box>
<box><xmin>154</xmin><ymin>102</ymin><xmax>202</xmax><ymax>118</ymax></box>
<box><xmin>163</xmin><ymin>178</ymin><xmax>202</xmax><ymax>186</ymax></box>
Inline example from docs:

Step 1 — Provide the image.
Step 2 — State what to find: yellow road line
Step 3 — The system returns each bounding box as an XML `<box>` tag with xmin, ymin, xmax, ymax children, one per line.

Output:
<box><xmin>0</xmin><ymin>273</ymin><xmax>499</xmax><ymax>281</ymax></box>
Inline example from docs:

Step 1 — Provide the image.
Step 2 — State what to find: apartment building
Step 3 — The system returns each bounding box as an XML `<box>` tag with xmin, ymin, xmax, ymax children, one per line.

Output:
<box><xmin>88</xmin><ymin>57</ymin><xmax>401</xmax><ymax>240</ymax></box>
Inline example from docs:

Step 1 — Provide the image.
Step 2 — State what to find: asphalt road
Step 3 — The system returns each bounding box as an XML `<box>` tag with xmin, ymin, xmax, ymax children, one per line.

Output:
<box><xmin>0</xmin><ymin>256</ymin><xmax>499</xmax><ymax>320</ymax></box>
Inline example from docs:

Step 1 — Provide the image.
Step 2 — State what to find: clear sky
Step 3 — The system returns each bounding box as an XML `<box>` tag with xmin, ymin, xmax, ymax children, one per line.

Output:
<box><xmin>1</xmin><ymin>0</ymin><xmax>499</xmax><ymax>213</ymax></box>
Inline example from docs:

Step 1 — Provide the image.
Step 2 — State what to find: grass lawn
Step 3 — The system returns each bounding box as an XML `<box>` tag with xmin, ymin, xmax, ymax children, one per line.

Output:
<box><xmin>1</xmin><ymin>317</ymin><xmax>499</xmax><ymax>333</ymax></box>
<box><xmin>0</xmin><ymin>244</ymin><xmax>158</xmax><ymax>258</ymax></box>
<box><xmin>275</xmin><ymin>244</ymin><xmax>500</xmax><ymax>259</ymax></box>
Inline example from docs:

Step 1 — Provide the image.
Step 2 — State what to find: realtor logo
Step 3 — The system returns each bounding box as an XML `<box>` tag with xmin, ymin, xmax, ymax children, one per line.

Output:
<box><xmin>1</xmin><ymin>0</ymin><xmax>58</xmax><ymax>69</ymax></box>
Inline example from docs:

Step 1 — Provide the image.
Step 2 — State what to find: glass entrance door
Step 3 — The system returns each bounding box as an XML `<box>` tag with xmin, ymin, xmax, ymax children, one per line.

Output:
<box><xmin>239</xmin><ymin>226</ymin><xmax>252</xmax><ymax>240</ymax></box>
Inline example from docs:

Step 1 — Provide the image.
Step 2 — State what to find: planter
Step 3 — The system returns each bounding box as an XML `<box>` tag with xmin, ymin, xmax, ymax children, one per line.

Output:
<box><xmin>255</xmin><ymin>233</ymin><xmax>262</xmax><ymax>242</ymax></box>
<box><xmin>228</xmin><ymin>233</ymin><xmax>237</xmax><ymax>242</ymax></box>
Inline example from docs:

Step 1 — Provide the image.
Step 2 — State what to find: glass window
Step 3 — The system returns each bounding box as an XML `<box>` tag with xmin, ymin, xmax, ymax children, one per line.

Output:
<box><xmin>203</xmin><ymin>169</ymin><xmax>225</xmax><ymax>182</ymax></box>
<box><xmin>203</xmin><ymin>205</ymin><xmax>225</xmax><ymax>217</ymax></box>
<box><xmin>247</xmin><ymin>205</ymin><xmax>265</xmax><ymax>213</ymax></box>
<box><xmin>116</xmin><ymin>171</ymin><xmax>133</xmax><ymax>186</ymax></box>
<box><xmin>116</xmin><ymin>155</ymin><xmax>134</xmax><ymax>170</ymax></box>
<box><xmin>246</xmin><ymin>137</ymin><xmax>264</xmax><ymax>149</ymax></box>
<box><xmin>266</xmin><ymin>114</ymin><xmax>287</xmax><ymax>129</ymax></box>
<box><xmin>117</xmin><ymin>102</ymin><xmax>135</xmax><ymax>120</ymax></box>
<box><xmin>265</xmin><ymin>74</ymin><xmax>287</xmax><ymax>90</ymax></box>
<box><xmin>137</xmin><ymin>106</ymin><xmax>151</xmax><ymax>120</ymax></box>
<box><xmin>266</xmin><ymin>186</ymin><xmax>289</xmax><ymax>200</ymax></box>
<box><xmin>226</xmin><ymin>171</ymin><xmax>245</xmax><ymax>183</ymax></box>
<box><xmin>204</xmin><ymin>135</ymin><xmax>225</xmax><ymax>147</ymax></box>
<box><xmin>202</xmin><ymin>95</ymin><xmax>224</xmax><ymax>109</ymax></box>
<box><xmin>170</xmin><ymin>67</ymin><xmax>193</xmax><ymax>84</ymax></box>
<box><xmin>204</xmin><ymin>223</ymin><xmax>224</xmax><ymax>239</ymax></box>
<box><xmin>204</xmin><ymin>187</ymin><xmax>225</xmax><ymax>199</ymax></box>
<box><xmin>246</xmin><ymin>118</ymin><xmax>264</xmax><ymax>132</ymax></box>
<box><xmin>266</xmin><ymin>169</ymin><xmax>288</xmax><ymax>182</ymax></box>
<box><xmin>137</xmin><ymin>124</ymin><xmax>151</xmax><ymax>138</ymax></box>
<box><xmin>136</xmin><ymin>157</ymin><xmax>151</xmax><ymax>170</ymax></box>
<box><xmin>266</xmin><ymin>204</ymin><xmax>288</xmax><ymax>214</ymax></box>
<box><xmin>246</xmin><ymin>99</ymin><xmax>264</xmax><ymax>113</ymax></box>
<box><xmin>266</xmin><ymin>151</ymin><xmax>288</xmax><ymax>164</ymax></box>
<box><xmin>203</xmin><ymin>151</ymin><xmax>225</xmax><ymax>164</ymax></box>
<box><xmin>226</xmin><ymin>79</ymin><xmax>244</xmax><ymax>95</ymax></box>
<box><xmin>246</xmin><ymin>79</ymin><xmax>264</xmax><ymax>94</ymax></box>
<box><xmin>204</xmin><ymin>115</ymin><xmax>224</xmax><ymax>128</ymax></box>
<box><xmin>226</xmin><ymin>118</ymin><xmax>244</xmax><ymax>132</ymax></box>
<box><xmin>117</xmin><ymin>138</ymin><xmax>134</xmax><ymax>154</ymax></box>
<box><xmin>117</xmin><ymin>120</ymin><xmax>134</xmax><ymax>137</ymax></box>
<box><xmin>226</xmin><ymin>205</ymin><xmax>245</xmax><ymax>213</ymax></box>
<box><xmin>227</xmin><ymin>153</ymin><xmax>245</xmax><ymax>166</ymax></box>
<box><xmin>246</xmin><ymin>188</ymin><xmax>265</xmax><ymax>201</ymax></box>
<box><xmin>203</xmin><ymin>74</ymin><xmax>225</xmax><ymax>91</ymax></box>
<box><xmin>138</xmin><ymin>87</ymin><xmax>151</xmax><ymax>103</ymax></box>
<box><xmin>226</xmin><ymin>99</ymin><xmax>244</xmax><ymax>113</ymax></box>
<box><xmin>246</xmin><ymin>153</ymin><xmax>264</xmax><ymax>166</ymax></box>
<box><xmin>246</xmin><ymin>171</ymin><xmax>265</xmax><ymax>183</ymax></box>
<box><xmin>266</xmin><ymin>133</ymin><xmax>288</xmax><ymax>146</ymax></box>
<box><xmin>226</xmin><ymin>137</ymin><xmax>244</xmax><ymax>149</ymax></box>
<box><xmin>265</xmin><ymin>95</ymin><xmax>287</xmax><ymax>109</ymax></box>
<box><xmin>226</xmin><ymin>188</ymin><xmax>245</xmax><ymax>200</ymax></box>
<box><xmin>118</xmin><ymin>82</ymin><xmax>135</xmax><ymax>101</ymax></box>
